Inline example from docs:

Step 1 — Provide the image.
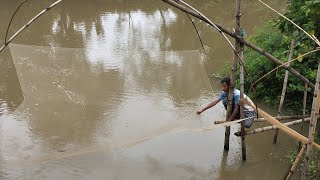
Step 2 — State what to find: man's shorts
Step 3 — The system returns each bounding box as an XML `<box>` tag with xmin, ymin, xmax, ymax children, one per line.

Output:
<box><xmin>244</xmin><ymin>111</ymin><xmax>256</xmax><ymax>128</ymax></box>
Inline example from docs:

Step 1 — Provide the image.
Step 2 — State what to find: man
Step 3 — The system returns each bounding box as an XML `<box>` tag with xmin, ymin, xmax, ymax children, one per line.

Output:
<box><xmin>196</xmin><ymin>77</ymin><xmax>256</xmax><ymax>128</ymax></box>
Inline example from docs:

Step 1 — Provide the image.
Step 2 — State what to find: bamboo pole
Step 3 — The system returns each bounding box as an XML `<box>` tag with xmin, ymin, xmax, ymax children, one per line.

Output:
<box><xmin>0</xmin><ymin>0</ymin><xmax>64</xmax><ymax>53</ymax></box>
<box><xmin>235</xmin><ymin>118</ymin><xmax>311</xmax><ymax>137</ymax></box>
<box><xmin>240</xmin><ymin>55</ymin><xmax>247</xmax><ymax>159</ymax></box>
<box><xmin>235</xmin><ymin>0</ymin><xmax>246</xmax><ymax>161</ymax></box>
<box><xmin>223</xmin><ymin>63</ymin><xmax>237</xmax><ymax>151</ymax></box>
<box><xmin>242</xmin><ymin>99</ymin><xmax>320</xmax><ymax>151</ymax></box>
<box><xmin>224</xmin><ymin>90</ymin><xmax>234</xmax><ymax>151</ymax></box>
<box><xmin>223</xmin><ymin>0</ymin><xmax>242</xmax><ymax>151</ymax></box>
<box><xmin>273</xmin><ymin>40</ymin><xmax>295</xmax><ymax>144</ymax></box>
<box><xmin>214</xmin><ymin>115</ymin><xmax>309</xmax><ymax>124</ymax></box>
<box><xmin>4</xmin><ymin>0</ymin><xmax>30</xmax><ymax>42</ymax></box>
<box><xmin>160</xmin><ymin>0</ymin><xmax>315</xmax><ymax>89</ymax></box>
<box><xmin>255</xmin><ymin>116</ymin><xmax>310</xmax><ymax>122</ymax></box>
<box><xmin>299</xmin><ymin>83</ymin><xmax>308</xmax><ymax>150</ymax></box>
<box><xmin>285</xmin><ymin>144</ymin><xmax>307</xmax><ymax>180</ymax></box>
<box><xmin>301</xmin><ymin>61</ymin><xmax>320</xmax><ymax>180</ymax></box>
<box><xmin>277</xmin><ymin>39</ymin><xmax>295</xmax><ymax>115</ymax></box>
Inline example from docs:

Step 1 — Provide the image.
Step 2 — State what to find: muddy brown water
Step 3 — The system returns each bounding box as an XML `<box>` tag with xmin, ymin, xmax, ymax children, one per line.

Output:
<box><xmin>0</xmin><ymin>0</ymin><xmax>304</xmax><ymax>179</ymax></box>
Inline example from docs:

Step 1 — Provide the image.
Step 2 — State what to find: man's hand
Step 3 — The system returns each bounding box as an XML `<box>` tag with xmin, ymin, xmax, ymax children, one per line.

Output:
<box><xmin>196</xmin><ymin>109</ymin><xmax>203</xmax><ymax>115</ymax></box>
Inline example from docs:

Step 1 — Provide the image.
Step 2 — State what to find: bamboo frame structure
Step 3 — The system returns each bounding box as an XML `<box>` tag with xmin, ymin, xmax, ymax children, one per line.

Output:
<box><xmin>161</xmin><ymin>0</ymin><xmax>315</xmax><ymax>89</ymax></box>
<box><xmin>1</xmin><ymin>0</ymin><xmax>318</xmax><ymax>178</ymax></box>
<box><xmin>273</xmin><ymin>40</ymin><xmax>295</xmax><ymax>144</ymax></box>
<box><xmin>243</xmin><ymin>99</ymin><xmax>320</xmax><ymax>151</ymax></box>
<box><xmin>234</xmin><ymin>118</ymin><xmax>311</xmax><ymax>137</ymax></box>
<box><xmin>159</xmin><ymin>2</ymin><xmax>320</xmax><ymax>177</ymax></box>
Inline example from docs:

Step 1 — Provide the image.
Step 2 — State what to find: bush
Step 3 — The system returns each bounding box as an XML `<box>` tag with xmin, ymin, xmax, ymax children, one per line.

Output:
<box><xmin>242</xmin><ymin>22</ymin><xmax>316</xmax><ymax>113</ymax></box>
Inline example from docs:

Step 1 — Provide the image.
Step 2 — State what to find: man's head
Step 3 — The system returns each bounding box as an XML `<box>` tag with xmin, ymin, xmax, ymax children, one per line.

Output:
<box><xmin>220</xmin><ymin>77</ymin><xmax>230</xmax><ymax>92</ymax></box>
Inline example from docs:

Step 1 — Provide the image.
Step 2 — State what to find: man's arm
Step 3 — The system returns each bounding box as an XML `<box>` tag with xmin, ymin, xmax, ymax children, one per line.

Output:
<box><xmin>197</xmin><ymin>98</ymin><xmax>220</xmax><ymax>114</ymax></box>
<box><xmin>227</xmin><ymin>104</ymin><xmax>239</xmax><ymax>121</ymax></box>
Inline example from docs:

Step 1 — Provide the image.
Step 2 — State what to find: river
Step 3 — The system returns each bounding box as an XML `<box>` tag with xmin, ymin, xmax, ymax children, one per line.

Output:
<box><xmin>1</xmin><ymin>0</ymin><xmax>303</xmax><ymax>179</ymax></box>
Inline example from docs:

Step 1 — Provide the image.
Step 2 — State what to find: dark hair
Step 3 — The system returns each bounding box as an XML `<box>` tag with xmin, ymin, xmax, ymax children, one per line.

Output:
<box><xmin>221</xmin><ymin>76</ymin><xmax>230</xmax><ymax>86</ymax></box>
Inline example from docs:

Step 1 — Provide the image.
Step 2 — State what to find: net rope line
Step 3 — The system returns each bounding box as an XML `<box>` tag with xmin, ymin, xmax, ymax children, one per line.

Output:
<box><xmin>8</xmin><ymin>116</ymin><xmax>249</xmax><ymax>166</ymax></box>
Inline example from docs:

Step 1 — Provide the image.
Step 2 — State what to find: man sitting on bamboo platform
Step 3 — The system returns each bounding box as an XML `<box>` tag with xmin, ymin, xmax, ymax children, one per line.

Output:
<box><xmin>196</xmin><ymin>76</ymin><xmax>256</xmax><ymax>128</ymax></box>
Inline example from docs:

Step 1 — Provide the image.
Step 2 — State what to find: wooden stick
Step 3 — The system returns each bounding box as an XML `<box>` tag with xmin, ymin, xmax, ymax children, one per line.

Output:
<box><xmin>274</xmin><ymin>39</ymin><xmax>295</xmax><ymax>144</ymax></box>
<box><xmin>285</xmin><ymin>144</ymin><xmax>307</xmax><ymax>180</ymax></box>
<box><xmin>0</xmin><ymin>0</ymin><xmax>64</xmax><ymax>53</ymax></box>
<box><xmin>242</xmin><ymin>99</ymin><xmax>320</xmax><ymax>151</ymax></box>
<box><xmin>235</xmin><ymin>118</ymin><xmax>311</xmax><ymax>137</ymax></box>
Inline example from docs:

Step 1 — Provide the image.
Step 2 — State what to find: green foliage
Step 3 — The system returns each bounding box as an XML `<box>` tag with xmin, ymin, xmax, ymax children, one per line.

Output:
<box><xmin>216</xmin><ymin>62</ymin><xmax>232</xmax><ymax>78</ymax></box>
<box><xmin>286</xmin><ymin>147</ymin><xmax>320</xmax><ymax>179</ymax></box>
<box><xmin>243</xmin><ymin>23</ymin><xmax>292</xmax><ymax>106</ymax></box>
<box><xmin>276</xmin><ymin>0</ymin><xmax>320</xmax><ymax>39</ymax></box>
<box><xmin>242</xmin><ymin>0</ymin><xmax>320</xmax><ymax>112</ymax></box>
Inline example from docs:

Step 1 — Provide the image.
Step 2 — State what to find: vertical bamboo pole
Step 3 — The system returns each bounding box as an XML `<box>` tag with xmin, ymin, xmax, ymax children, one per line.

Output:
<box><xmin>285</xmin><ymin>144</ymin><xmax>306</xmax><ymax>180</ymax></box>
<box><xmin>273</xmin><ymin>40</ymin><xmax>295</xmax><ymax>144</ymax></box>
<box><xmin>299</xmin><ymin>83</ymin><xmax>308</xmax><ymax>150</ymax></box>
<box><xmin>301</xmin><ymin>60</ymin><xmax>320</xmax><ymax>180</ymax></box>
<box><xmin>224</xmin><ymin>0</ymin><xmax>242</xmax><ymax>151</ymax></box>
<box><xmin>239</xmin><ymin>44</ymin><xmax>246</xmax><ymax>161</ymax></box>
